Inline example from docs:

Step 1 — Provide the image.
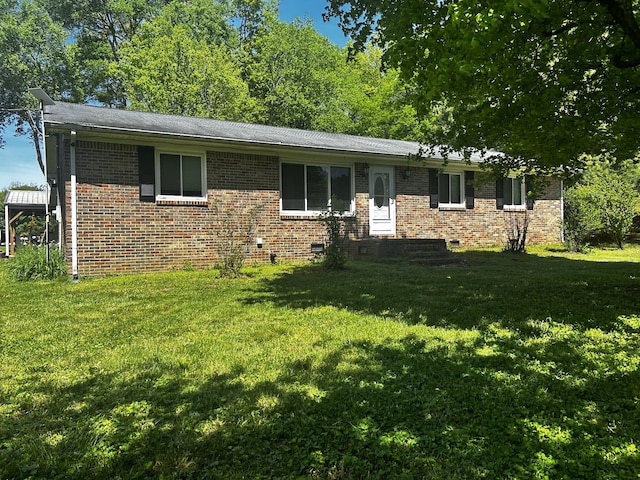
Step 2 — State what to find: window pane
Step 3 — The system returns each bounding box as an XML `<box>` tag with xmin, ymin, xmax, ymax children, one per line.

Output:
<box><xmin>374</xmin><ymin>175</ymin><xmax>386</xmax><ymax>208</ymax></box>
<box><xmin>307</xmin><ymin>165</ymin><xmax>329</xmax><ymax>210</ymax></box>
<box><xmin>281</xmin><ymin>163</ymin><xmax>305</xmax><ymax>210</ymax></box>
<box><xmin>504</xmin><ymin>178</ymin><xmax>514</xmax><ymax>205</ymax></box>
<box><xmin>331</xmin><ymin>166</ymin><xmax>351</xmax><ymax>210</ymax></box>
<box><xmin>160</xmin><ymin>154</ymin><xmax>181</xmax><ymax>196</ymax></box>
<box><xmin>513</xmin><ymin>178</ymin><xmax>523</xmax><ymax>205</ymax></box>
<box><xmin>451</xmin><ymin>174</ymin><xmax>462</xmax><ymax>203</ymax></box>
<box><xmin>182</xmin><ymin>156</ymin><xmax>202</xmax><ymax>197</ymax></box>
<box><xmin>439</xmin><ymin>174</ymin><xmax>450</xmax><ymax>204</ymax></box>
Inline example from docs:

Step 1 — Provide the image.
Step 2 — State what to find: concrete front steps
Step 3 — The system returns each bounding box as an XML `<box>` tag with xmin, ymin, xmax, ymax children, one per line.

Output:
<box><xmin>347</xmin><ymin>238</ymin><xmax>462</xmax><ymax>266</ymax></box>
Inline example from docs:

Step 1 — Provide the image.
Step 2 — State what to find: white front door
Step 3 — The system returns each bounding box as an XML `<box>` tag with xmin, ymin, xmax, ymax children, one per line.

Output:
<box><xmin>369</xmin><ymin>166</ymin><xmax>396</xmax><ymax>236</ymax></box>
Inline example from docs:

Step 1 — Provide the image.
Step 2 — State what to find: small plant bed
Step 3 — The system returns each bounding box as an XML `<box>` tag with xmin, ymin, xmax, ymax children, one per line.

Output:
<box><xmin>1</xmin><ymin>246</ymin><xmax>639</xmax><ymax>479</ymax></box>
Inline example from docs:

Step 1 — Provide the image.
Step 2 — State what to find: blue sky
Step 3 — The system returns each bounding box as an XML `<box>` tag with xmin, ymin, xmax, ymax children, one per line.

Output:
<box><xmin>0</xmin><ymin>0</ymin><xmax>348</xmax><ymax>190</ymax></box>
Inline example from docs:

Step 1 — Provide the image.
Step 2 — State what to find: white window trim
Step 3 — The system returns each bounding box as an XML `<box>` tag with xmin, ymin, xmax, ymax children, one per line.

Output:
<box><xmin>280</xmin><ymin>160</ymin><xmax>356</xmax><ymax>216</ymax></box>
<box><xmin>155</xmin><ymin>149</ymin><xmax>207</xmax><ymax>202</ymax></box>
<box><xmin>439</xmin><ymin>171</ymin><xmax>466</xmax><ymax>209</ymax></box>
<box><xmin>503</xmin><ymin>176</ymin><xmax>526</xmax><ymax>211</ymax></box>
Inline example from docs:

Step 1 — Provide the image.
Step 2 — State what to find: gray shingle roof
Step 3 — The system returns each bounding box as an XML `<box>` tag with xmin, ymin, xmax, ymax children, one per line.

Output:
<box><xmin>5</xmin><ymin>189</ymin><xmax>47</xmax><ymax>208</ymax></box>
<box><xmin>44</xmin><ymin>102</ymin><xmax>481</xmax><ymax>162</ymax></box>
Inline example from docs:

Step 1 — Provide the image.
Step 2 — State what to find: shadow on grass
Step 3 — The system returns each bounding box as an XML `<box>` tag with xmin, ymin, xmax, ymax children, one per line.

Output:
<box><xmin>3</xmin><ymin>332</ymin><xmax>639</xmax><ymax>478</ymax></box>
<box><xmin>2</xmin><ymin>252</ymin><xmax>639</xmax><ymax>478</ymax></box>
<box><xmin>244</xmin><ymin>250</ymin><xmax>640</xmax><ymax>331</ymax></box>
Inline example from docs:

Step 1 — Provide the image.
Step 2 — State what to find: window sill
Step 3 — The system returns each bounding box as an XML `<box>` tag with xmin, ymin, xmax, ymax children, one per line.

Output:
<box><xmin>503</xmin><ymin>205</ymin><xmax>526</xmax><ymax>212</ymax></box>
<box><xmin>281</xmin><ymin>212</ymin><xmax>356</xmax><ymax>220</ymax></box>
<box><xmin>157</xmin><ymin>198</ymin><xmax>209</xmax><ymax>207</ymax></box>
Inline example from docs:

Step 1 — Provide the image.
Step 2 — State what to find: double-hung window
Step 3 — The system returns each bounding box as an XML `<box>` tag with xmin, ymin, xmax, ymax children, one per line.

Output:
<box><xmin>281</xmin><ymin>162</ymin><xmax>353</xmax><ymax>214</ymax></box>
<box><xmin>438</xmin><ymin>172</ymin><xmax>465</xmax><ymax>207</ymax></box>
<box><xmin>156</xmin><ymin>152</ymin><xmax>206</xmax><ymax>200</ymax></box>
<box><xmin>503</xmin><ymin>177</ymin><xmax>525</xmax><ymax>208</ymax></box>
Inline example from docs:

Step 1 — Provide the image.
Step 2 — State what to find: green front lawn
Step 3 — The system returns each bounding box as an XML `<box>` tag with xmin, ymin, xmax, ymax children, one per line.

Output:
<box><xmin>1</xmin><ymin>246</ymin><xmax>639</xmax><ymax>479</ymax></box>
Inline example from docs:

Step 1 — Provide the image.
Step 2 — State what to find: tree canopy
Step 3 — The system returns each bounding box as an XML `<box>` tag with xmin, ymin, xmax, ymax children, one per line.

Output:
<box><xmin>326</xmin><ymin>0</ymin><xmax>640</xmax><ymax>173</ymax></box>
<box><xmin>0</xmin><ymin>0</ymin><xmax>80</xmax><ymax>171</ymax></box>
<box><xmin>119</xmin><ymin>2</ymin><xmax>257</xmax><ymax>121</ymax></box>
<box><xmin>0</xmin><ymin>0</ymin><xmax>423</xmax><ymax>154</ymax></box>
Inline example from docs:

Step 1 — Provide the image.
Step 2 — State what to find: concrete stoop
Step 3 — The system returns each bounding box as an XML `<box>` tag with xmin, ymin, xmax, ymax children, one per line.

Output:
<box><xmin>348</xmin><ymin>238</ymin><xmax>463</xmax><ymax>266</ymax></box>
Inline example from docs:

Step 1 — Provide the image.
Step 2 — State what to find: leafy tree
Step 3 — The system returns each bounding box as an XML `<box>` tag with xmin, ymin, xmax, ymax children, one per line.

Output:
<box><xmin>244</xmin><ymin>19</ymin><xmax>347</xmax><ymax>129</ymax></box>
<box><xmin>564</xmin><ymin>160</ymin><xmax>639</xmax><ymax>249</ymax></box>
<box><xmin>315</xmin><ymin>45</ymin><xmax>423</xmax><ymax>140</ymax></box>
<box><xmin>120</xmin><ymin>16</ymin><xmax>258</xmax><ymax>121</ymax></box>
<box><xmin>564</xmin><ymin>186</ymin><xmax>602</xmax><ymax>252</ymax></box>
<box><xmin>43</xmin><ymin>0</ymin><xmax>170</xmax><ymax>107</ymax></box>
<box><xmin>232</xmin><ymin>0</ymin><xmax>278</xmax><ymax>46</ymax></box>
<box><xmin>586</xmin><ymin>161</ymin><xmax>639</xmax><ymax>248</ymax></box>
<box><xmin>1</xmin><ymin>0</ymin><xmax>428</xmax><ymax>151</ymax></box>
<box><xmin>326</xmin><ymin>0</ymin><xmax>640</xmax><ymax>173</ymax></box>
<box><xmin>0</xmin><ymin>0</ymin><xmax>79</xmax><ymax>163</ymax></box>
<box><xmin>146</xmin><ymin>0</ymin><xmax>239</xmax><ymax>47</ymax></box>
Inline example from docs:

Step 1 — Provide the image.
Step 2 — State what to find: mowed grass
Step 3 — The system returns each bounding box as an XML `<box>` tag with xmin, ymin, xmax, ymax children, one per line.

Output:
<box><xmin>1</xmin><ymin>245</ymin><xmax>639</xmax><ymax>479</ymax></box>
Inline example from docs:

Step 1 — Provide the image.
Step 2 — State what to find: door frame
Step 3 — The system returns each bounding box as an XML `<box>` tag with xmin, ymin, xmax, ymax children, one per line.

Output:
<box><xmin>368</xmin><ymin>165</ymin><xmax>396</xmax><ymax>236</ymax></box>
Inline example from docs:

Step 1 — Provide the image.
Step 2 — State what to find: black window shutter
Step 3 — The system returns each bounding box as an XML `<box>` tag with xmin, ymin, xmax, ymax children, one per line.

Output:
<box><xmin>465</xmin><ymin>171</ymin><xmax>475</xmax><ymax>209</ymax></box>
<box><xmin>429</xmin><ymin>168</ymin><xmax>439</xmax><ymax>208</ymax></box>
<box><xmin>139</xmin><ymin>146</ymin><xmax>155</xmax><ymax>202</ymax></box>
<box><xmin>525</xmin><ymin>177</ymin><xmax>534</xmax><ymax>210</ymax></box>
<box><xmin>496</xmin><ymin>177</ymin><xmax>504</xmax><ymax>210</ymax></box>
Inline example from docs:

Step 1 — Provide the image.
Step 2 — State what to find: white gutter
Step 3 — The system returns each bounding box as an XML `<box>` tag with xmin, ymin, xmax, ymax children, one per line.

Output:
<box><xmin>70</xmin><ymin>130</ymin><xmax>78</xmax><ymax>279</ymax></box>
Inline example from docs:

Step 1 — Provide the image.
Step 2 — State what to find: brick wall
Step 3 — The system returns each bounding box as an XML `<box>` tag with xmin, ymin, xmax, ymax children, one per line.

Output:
<box><xmin>391</xmin><ymin>166</ymin><xmax>563</xmax><ymax>248</ymax></box>
<box><xmin>63</xmin><ymin>141</ymin><xmax>329</xmax><ymax>275</ymax></box>
<box><xmin>62</xmin><ymin>140</ymin><xmax>562</xmax><ymax>275</ymax></box>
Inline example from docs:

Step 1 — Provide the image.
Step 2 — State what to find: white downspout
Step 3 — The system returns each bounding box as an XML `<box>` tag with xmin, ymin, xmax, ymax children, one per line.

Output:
<box><xmin>41</xmin><ymin>103</ymin><xmax>50</xmax><ymax>263</ymax></box>
<box><xmin>4</xmin><ymin>203</ymin><xmax>9</xmax><ymax>258</ymax></box>
<box><xmin>56</xmin><ymin>134</ymin><xmax>63</xmax><ymax>252</ymax></box>
<box><xmin>560</xmin><ymin>179</ymin><xmax>565</xmax><ymax>243</ymax></box>
<box><xmin>70</xmin><ymin>130</ymin><xmax>78</xmax><ymax>279</ymax></box>
<box><xmin>56</xmin><ymin>205</ymin><xmax>62</xmax><ymax>252</ymax></box>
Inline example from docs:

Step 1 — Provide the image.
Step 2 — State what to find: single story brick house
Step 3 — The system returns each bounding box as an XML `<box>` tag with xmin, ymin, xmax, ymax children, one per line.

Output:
<box><xmin>42</xmin><ymin>101</ymin><xmax>563</xmax><ymax>277</ymax></box>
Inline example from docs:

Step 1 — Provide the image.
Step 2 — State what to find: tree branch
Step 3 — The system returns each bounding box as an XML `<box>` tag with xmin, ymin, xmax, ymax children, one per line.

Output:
<box><xmin>597</xmin><ymin>0</ymin><xmax>640</xmax><ymax>66</ymax></box>
<box><xmin>542</xmin><ymin>22</ymin><xmax>578</xmax><ymax>38</ymax></box>
<box><xmin>24</xmin><ymin>111</ymin><xmax>45</xmax><ymax>175</ymax></box>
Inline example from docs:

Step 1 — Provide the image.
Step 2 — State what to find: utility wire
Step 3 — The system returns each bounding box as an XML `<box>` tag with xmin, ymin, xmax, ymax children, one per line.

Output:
<box><xmin>0</xmin><ymin>108</ymin><xmax>38</xmax><ymax>113</ymax></box>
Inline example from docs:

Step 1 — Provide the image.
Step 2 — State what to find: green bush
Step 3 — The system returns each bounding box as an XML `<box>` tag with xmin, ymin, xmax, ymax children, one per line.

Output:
<box><xmin>213</xmin><ymin>202</ymin><xmax>263</xmax><ymax>278</ymax></box>
<box><xmin>319</xmin><ymin>199</ymin><xmax>350</xmax><ymax>270</ymax></box>
<box><xmin>564</xmin><ymin>160</ymin><xmax>639</xmax><ymax>250</ymax></box>
<box><xmin>563</xmin><ymin>186</ymin><xmax>601</xmax><ymax>252</ymax></box>
<box><xmin>6</xmin><ymin>245</ymin><xmax>67</xmax><ymax>281</ymax></box>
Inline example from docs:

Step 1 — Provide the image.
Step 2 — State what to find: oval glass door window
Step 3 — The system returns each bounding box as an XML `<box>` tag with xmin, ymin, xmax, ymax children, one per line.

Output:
<box><xmin>374</xmin><ymin>175</ymin><xmax>386</xmax><ymax>208</ymax></box>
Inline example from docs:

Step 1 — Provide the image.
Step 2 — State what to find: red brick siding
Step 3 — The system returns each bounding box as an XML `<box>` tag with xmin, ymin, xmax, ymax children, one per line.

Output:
<box><xmin>61</xmin><ymin>140</ymin><xmax>562</xmax><ymax>275</ymax></box>
<box><xmin>395</xmin><ymin>167</ymin><xmax>562</xmax><ymax>247</ymax></box>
